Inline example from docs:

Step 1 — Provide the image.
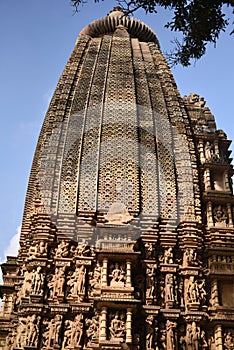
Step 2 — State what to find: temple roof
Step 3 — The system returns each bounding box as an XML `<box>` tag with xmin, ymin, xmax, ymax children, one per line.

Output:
<box><xmin>79</xmin><ymin>6</ymin><xmax>160</xmax><ymax>46</ymax></box>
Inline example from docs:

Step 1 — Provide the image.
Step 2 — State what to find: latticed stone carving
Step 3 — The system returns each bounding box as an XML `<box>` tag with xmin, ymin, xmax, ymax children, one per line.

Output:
<box><xmin>1</xmin><ymin>6</ymin><xmax>234</xmax><ymax>350</ymax></box>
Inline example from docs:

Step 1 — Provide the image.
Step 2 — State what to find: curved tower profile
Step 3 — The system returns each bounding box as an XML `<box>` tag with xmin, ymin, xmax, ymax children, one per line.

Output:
<box><xmin>1</xmin><ymin>7</ymin><xmax>234</xmax><ymax>350</ymax></box>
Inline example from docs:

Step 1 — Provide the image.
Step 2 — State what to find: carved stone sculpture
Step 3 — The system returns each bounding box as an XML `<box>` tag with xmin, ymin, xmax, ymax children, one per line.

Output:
<box><xmin>21</xmin><ymin>269</ymin><xmax>33</xmax><ymax>297</ymax></box>
<box><xmin>185</xmin><ymin>248</ymin><xmax>197</xmax><ymax>266</ymax></box>
<box><xmin>109</xmin><ymin>312</ymin><xmax>126</xmax><ymax>340</ymax></box>
<box><xmin>109</xmin><ymin>262</ymin><xmax>126</xmax><ymax>286</ymax></box>
<box><xmin>51</xmin><ymin>267</ymin><xmax>66</xmax><ymax>298</ymax></box>
<box><xmin>146</xmin><ymin>264</ymin><xmax>156</xmax><ymax>299</ymax></box>
<box><xmin>85</xmin><ymin>315</ymin><xmax>99</xmax><ymax>345</ymax></box>
<box><xmin>46</xmin><ymin>315</ymin><xmax>63</xmax><ymax>347</ymax></box>
<box><xmin>165</xmin><ymin>274</ymin><xmax>175</xmax><ymax>304</ymax></box>
<box><xmin>146</xmin><ymin>315</ymin><xmax>154</xmax><ymax>349</ymax></box>
<box><xmin>67</xmin><ymin>264</ymin><xmax>86</xmax><ymax>299</ymax></box>
<box><xmin>55</xmin><ymin>240</ymin><xmax>69</xmax><ymax>258</ymax></box>
<box><xmin>15</xmin><ymin>317</ymin><xmax>27</xmax><ymax>348</ymax></box>
<box><xmin>187</xmin><ymin>276</ymin><xmax>206</xmax><ymax>305</ymax></box>
<box><xmin>76</xmin><ymin>240</ymin><xmax>91</xmax><ymax>256</ymax></box>
<box><xmin>31</xmin><ymin>266</ymin><xmax>44</xmax><ymax>295</ymax></box>
<box><xmin>62</xmin><ymin>320</ymin><xmax>72</xmax><ymax>349</ymax></box>
<box><xmin>166</xmin><ymin>320</ymin><xmax>176</xmax><ymax>350</ymax></box>
<box><xmin>26</xmin><ymin>315</ymin><xmax>40</xmax><ymax>347</ymax></box>
<box><xmin>214</xmin><ymin>205</ymin><xmax>228</xmax><ymax>225</ymax></box>
<box><xmin>70</xmin><ymin>314</ymin><xmax>83</xmax><ymax>347</ymax></box>
<box><xmin>224</xmin><ymin>330</ymin><xmax>234</xmax><ymax>349</ymax></box>
<box><xmin>164</xmin><ymin>247</ymin><xmax>174</xmax><ymax>264</ymax></box>
<box><xmin>89</xmin><ymin>262</ymin><xmax>102</xmax><ymax>294</ymax></box>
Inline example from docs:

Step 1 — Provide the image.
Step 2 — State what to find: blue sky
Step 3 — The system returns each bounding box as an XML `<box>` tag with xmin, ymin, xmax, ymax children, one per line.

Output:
<box><xmin>0</xmin><ymin>1</ymin><xmax>233</xmax><ymax>266</ymax></box>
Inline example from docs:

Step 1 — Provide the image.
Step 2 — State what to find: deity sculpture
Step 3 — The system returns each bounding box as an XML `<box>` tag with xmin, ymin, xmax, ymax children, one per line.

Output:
<box><xmin>31</xmin><ymin>266</ymin><xmax>44</xmax><ymax>295</ymax></box>
<box><xmin>224</xmin><ymin>330</ymin><xmax>234</xmax><ymax>349</ymax></box>
<box><xmin>146</xmin><ymin>315</ymin><xmax>154</xmax><ymax>349</ymax></box>
<box><xmin>110</xmin><ymin>262</ymin><xmax>126</xmax><ymax>286</ymax></box>
<box><xmin>51</xmin><ymin>267</ymin><xmax>66</xmax><ymax>298</ymax></box>
<box><xmin>46</xmin><ymin>315</ymin><xmax>62</xmax><ymax>347</ymax></box>
<box><xmin>164</xmin><ymin>247</ymin><xmax>174</xmax><ymax>264</ymax></box>
<box><xmin>67</xmin><ymin>265</ymin><xmax>86</xmax><ymax>299</ymax></box>
<box><xmin>85</xmin><ymin>315</ymin><xmax>99</xmax><ymax>345</ymax></box>
<box><xmin>70</xmin><ymin>314</ymin><xmax>83</xmax><ymax>347</ymax></box>
<box><xmin>166</xmin><ymin>320</ymin><xmax>176</xmax><ymax>350</ymax></box>
<box><xmin>26</xmin><ymin>315</ymin><xmax>40</xmax><ymax>347</ymax></box>
<box><xmin>165</xmin><ymin>274</ymin><xmax>175</xmax><ymax>303</ymax></box>
<box><xmin>214</xmin><ymin>205</ymin><xmax>228</xmax><ymax>225</ymax></box>
<box><xmin>62</xmin><ymin>320</ymin><xmax>72</xmax><ymax>349</ymax></box>
<box><xmin>187</xmin><ymin>276</ymin><xmax>206</xmax><ymax>305</ymax></box>
<box><xmin>109</xmin><ymin>312</ymin><xmax>126</xmax><ymax>339</ymax></box>
<box><xmin>146</xmin><ymin>264</ymin><xmax>156</xmax><ymax>299</ymax></box>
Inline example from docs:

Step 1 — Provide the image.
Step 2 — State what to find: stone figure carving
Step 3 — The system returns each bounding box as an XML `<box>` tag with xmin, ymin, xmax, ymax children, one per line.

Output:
<box><xmin>109</xmin><ymin>312</ymin><xmax>126</xmax><ymax>339</ymax></box>
<box><xmin>89</xmin><ymin>262</ymin><xmax>102</xmax><ymax>294</ymax></box>
<box><xmin>46</xmin><ymin>315</ymin><xmax>63</xmax><ymax>347</ymax></box>
<box><xmin>26</xmin><ymin>315</ymin><xmax>40</xmax><ymax>347</ymax></box>
<box><xmin>166</xmin><ymin>320</ymin><xmax>176</xmax><ymax>350</ymax></box>
<box><xmin>55</xmin><ymin>240</ymin><xmax>69</xmax><ymax>258</ymax></box>
<box><xmin>76</xmin><ymin>240</ymin><xmax>91</xmax><ymax>256</ymax></box>
<box><xmin>146</xmin><ymin>315</ymin><xmax>154</xmax><ymax>349</ymax></box>
<box><xmin>185</xmin><ymin>248</ymin><xmax>197</xmax><ymax>266</ymax></box>
<box><xmin>15</xmin><ymin>317</ymin><xmax>27</xmax><ymax>348</ymax></box>
<box><xmin>51</xmin><ymin>267</ymin><xmax>66</xmax><ymax>298</ymax></box>
<box><xmin>67</xmin><ymin>265</ymin><xmax>86</xmax><ymax>299</ymax></box>
<box><xmin>186</xmin><ymin>322</ymin><xmax>200</xmax><ymax>350</ymax></box>
<box><xmin>185</xmin><ymin>93</ymin><xmax>206</xmax><ymax>107</ymax></box>
<box><xmin>164</xmin><ymin>247</ymin><xmax>174</xmax><ymax>264</ymax></box>
<box><xmin>21</xmin><ymin>269</ymin><xmax>33</xmax><ymax>297</ymax></box>
<box><xmin>214</xmin><ymin>205</ymin><xmax>228</xmax><ymax>225</ymax></box>
<box><xmin>110</xmin><ymin>262</ymin><xmax>125</xmax><ymax>286</ymax></box>
<box><xmin>70</xmin><ymin>314</ymin><xmax>83</xmax><ymax>347</ymax></box>
<box><xmin>200</xmin><ymin>330</ymin><xmax>208</xmax><ymax>349</ymax></box>
<box><xmin>85</xmin><ymin>315</ymin><xmax>99</xmax><ymax>345</ymax></box>
<box><xmin>204</xmin><ymin>141</ymin><xmax>214</xmax><ymax>161</ymax></box>
<box><xmin>165</xmin><ymin>274</ymin><xmax>175</xmax><ymax>303</ymax></box>
<box><xmin>224</xmin><ymin>330</ymin><xmax>234</xmax><ymax>349</ymax></box>
<box><xmin>187</xmin><ymin>276</ymin><xmax>206</xmax><ymax>304</ymax></box>
<box><xmin>146</xmin><ymin>264</ymin><xmax>156</xmax><ymax>299</ymax></box>
<box><xmin>28</xmin><ymin>241</ymin><xmax>47</xmax><ymax>260</ymax></box>
<box><xmin>208</xmin><ymin>335</ymin><xmax>216</xmax><ymax>350</ymax></box>
<box><xmin>31</xmin><ymin>266</ymin><xmax>44</xmax><ymax>295</ymax></box>
<box><xmin>62</xmin><ymin>320</ymin><xmax>72</xmax><ymax>349</ymax></box>
<box><xmin>133</xmin><ymin>333</ymin><xmax>140</xmax><ymax>350</ymax></box>
<box><xmin>145</xmin><ymin>242</ymin><xmax>154</xmax><ymax>260</ymax></box>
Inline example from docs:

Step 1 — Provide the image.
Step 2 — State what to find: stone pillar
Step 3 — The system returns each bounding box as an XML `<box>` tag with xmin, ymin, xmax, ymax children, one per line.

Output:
<box><xmin>100</xmin><ymin>307</ymin><xmax>107</xmax><ymax>341</ymax></box>
<box><xmin>214</xmin><ymin>140</ymin><xmax>220</xmax><ymax>158</ymax></box>
<box><xmin>126</xmin><ymin>260</ymin><xmax>131</xmax><ymax>288</ymax></box>
<box><xmin>126</xmin><ymin>308</ymin><xmax>132</xmax><ymax>343</ymax></box>
<box><xmin>102</xmin><ymin>258</ymin><xmax>108</xmax><ymax>286</ymax></box>
<box><xmin>204</xmin><ymin>168</ymin><xmax>211</xmax><ymax>190</ymax></box>
<box><xmin>198</xmin><ymin>140</ymin><xmax>206</xmax><ymax>163</ymax></box>
<box><xmin>224</xmin><ymin>170</ymin><xmax>230</xmax><ymax>191</ymax></box>
<box><xmin>215</xmin><ymin>325</ymin><xmax>223</xmax><ymax>350</ymax></box>
<box><xmin>207</xmin><ymin>201</ymin><xmax>213</xmax><ymax>226</ymax></box>
<box><xmin>210</xmin><ymin>279</ymin><xmax>219</xmax><ymax>306</ymax></box>
<box><xmin>227</xmin><ymin>203</ymin><xmax>233</xmax><ymax>227</ymax></box>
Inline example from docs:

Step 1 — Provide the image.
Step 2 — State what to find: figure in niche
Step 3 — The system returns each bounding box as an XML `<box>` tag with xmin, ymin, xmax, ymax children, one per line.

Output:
<box><xmin>68</xmin><ymin>265</ymin><xmax>86</xmax><ymax>299</ymax></box>
<box><xmin>204</xmin><ymin>141</ymin><xmax>214</xmax><ymax>161</ymax></box>
<box><xmin>85</xmin><ymin>315</ymin><xmax>99</xmax><ymax>345</ymax></box>
<box><xmin>165</xmin><ymin>274</ymin><xmax>175</xmax><ymax>302</ymax></box>
<box><xmin>89</xmin><ymin>261</ymin><xmax>102</xmax><ymax>293</ymax></box>
<box><xmin>185</xmin><ymin>248</ymin><xmax>197</xmax><ymax>266</ymax></box>
<box><xmin>109</xmin><ymin>312</ymin><xmax>126</xmax><ymax>339</ymax></box>
<box><xmin>26</xmin><ymin>315</ymin><xmax>40</xmax><ymax>347</ymax></box>
<box><xmin>164</xmin><ymin>247</ymin><xmax>174</xmax><ymax>264</ymax></box>
<box><xmin>110</xmin><ymin>262</ymin><xmax>125</xmax><ymax>286</ymax></box>
<box><xmin>166</xmin><ymin>320</ymin><xmax>176</xmax><ymax>350</ymax></box>
<box><xmin>28</xmin><ymin>241</ymin><xmax>48</xmax><ymax>260</ymax></box>
<box><xmin>21</xmin><ymin>269</ymin><xmax>33</xmax><ymax>297</ymax></box>
<box><xmin>62</xmin><ymin>320</ymin><xmax>72</xmax><ymax>349</ymax></box>
<box><xmin>187</xmin><ymin>276</ymin><xmax>199</xmax><ymax>303</ymax></box>
<box><xmin>70</xmin><ymin>314</ymin><xmax>83</xmax><ymax>347</ymax></box>
<box><xmin>47</xmin><ymin>315</ymin><xmax>62</xmax><ymax>347</ymax></box>
<box><xmin>145</xmin><ymin>242</ymin><xmax>154</xmax><ymax>260</ymax></box>
<box><xmin>31</xmin><ymin>266</ymin><xmax>44</xmax><ymax>295</ymax></box>
<box><xmin>146</xmin><ymin>264</ymin><xmax>156</xmax><ymax>299</ymax></box>
<box><xmin>51</xmin><ymin>267</ymin><xmax>66</xmax><ymax>298</ymax></box>
<box><xmin>146</xmin><ymin>315</ymin><xmax>154</xmax><ymax>349</ymax></box>
<box><xmin>224</xmin><ymin>330</ymin><xmax>234</xmax><ymax>349</ymax></box>
<box><xmin>15</xmin><ymin>318</ymin><xmax>27</xmax><ymax>348</ymax></box>
<box><xmin>214</xmin><ymin>205</ymin><xmax>228</xmax><ymax>225</ymax></box>
<box><xmin>191</xmin><ymin>322</ymin><xmax>200</xmax><ymax>350</ymax></box>
<box><xmin>200</xmin><ymin>330</ymin><xmax>208</xmax><ymax>349</ymax></box>
<box><xmin>55</xmin><ymin>240</ymin><xmax>69</xmax><ymax>258</ymax></box>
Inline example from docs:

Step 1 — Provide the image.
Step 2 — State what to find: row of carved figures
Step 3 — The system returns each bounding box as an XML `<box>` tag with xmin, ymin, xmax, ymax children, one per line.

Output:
<box><xmin>5</xmin><ymin>311</ymin><xmax>234</xmax><ymax>350</ymax></box>
<box><xmin>15</xmin><ymin>260</ymin><xmax>207</xmax><ymax>311</ymax></box>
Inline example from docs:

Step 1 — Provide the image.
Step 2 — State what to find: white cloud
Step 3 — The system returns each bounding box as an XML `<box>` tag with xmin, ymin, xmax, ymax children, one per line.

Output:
<box><xmin>0</xmin><ymin>226</ymin><xmax>21</xmax><ymax>285</ymax></box>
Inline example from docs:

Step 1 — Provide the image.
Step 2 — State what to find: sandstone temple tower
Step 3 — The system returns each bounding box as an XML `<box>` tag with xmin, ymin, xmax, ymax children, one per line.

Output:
<box><xmin>1</xmin><ymin>6</ymin><xmax>234</xmax><ymax>350</ymax></box>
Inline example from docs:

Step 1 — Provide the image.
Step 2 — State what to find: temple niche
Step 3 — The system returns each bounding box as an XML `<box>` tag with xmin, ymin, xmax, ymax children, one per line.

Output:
<box><xmin>1</xmin><ymin>6</ymin><xmax>234</xmax><ymax>350</ymax></box>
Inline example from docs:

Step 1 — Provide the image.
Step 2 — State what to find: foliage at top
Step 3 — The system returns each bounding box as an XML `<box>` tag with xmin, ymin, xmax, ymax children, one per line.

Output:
<box><xmin>70</xmin><ymin>0</ymin><xmax>234</xmax><ymax>66</ymax></box>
